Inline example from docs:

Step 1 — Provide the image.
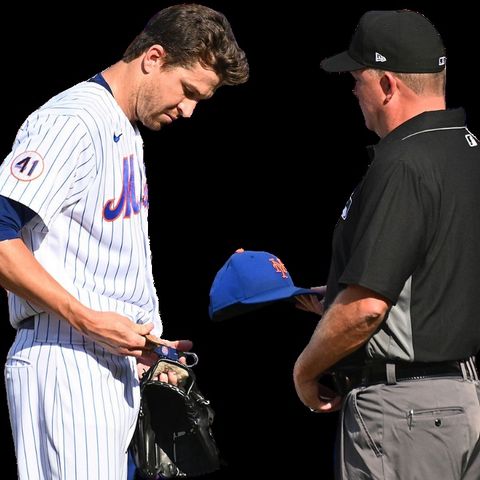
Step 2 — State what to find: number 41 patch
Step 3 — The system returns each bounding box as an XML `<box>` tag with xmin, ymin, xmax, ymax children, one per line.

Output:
<box><xmin>10</xmin><ymin>151</ymin><xmax>44</xmax><ymax>181</ymax></box>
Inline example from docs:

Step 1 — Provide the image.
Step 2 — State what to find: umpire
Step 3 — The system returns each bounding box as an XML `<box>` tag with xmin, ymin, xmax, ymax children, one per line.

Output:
<box><xmin>293</xmin><ymin>10</ymin><xmax>480</xmax><ymax>480</ymax></box>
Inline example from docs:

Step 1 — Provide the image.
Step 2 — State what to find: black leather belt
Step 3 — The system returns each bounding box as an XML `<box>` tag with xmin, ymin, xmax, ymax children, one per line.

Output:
<box><xmin>17</xmin><ymin>316</ymin><xmax>35</xmax><ymax>330</ymax></box>
<box><xmin>332</xmin><ymin>359</ymin><xmax>474</xmax><ymax>396</ymax></box>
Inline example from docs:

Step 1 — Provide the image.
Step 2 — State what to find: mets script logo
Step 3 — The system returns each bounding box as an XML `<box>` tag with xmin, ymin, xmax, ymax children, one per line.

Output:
<box><xmin>103</xmin><ymin>155</ymin><xmax>148</xmax><ymax>221</ymax></box>
<box><xmin>269</xmin><ymin>257</ymin><xmax>289</xmax><ymax>278</ymax></box>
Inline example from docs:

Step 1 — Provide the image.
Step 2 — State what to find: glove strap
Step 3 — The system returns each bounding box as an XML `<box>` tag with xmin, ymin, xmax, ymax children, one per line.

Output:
<box><xmin>154</xmin><ymin>345</ymin><xmax>199</xmax><ymax>367</ymax></box>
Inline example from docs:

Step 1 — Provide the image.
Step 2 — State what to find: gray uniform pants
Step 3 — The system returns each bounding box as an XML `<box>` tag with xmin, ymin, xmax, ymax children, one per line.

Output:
<box><xmin>335</xmin><ymin>376</ymin><xmax>480</xmax><ymax>479</ymax></box>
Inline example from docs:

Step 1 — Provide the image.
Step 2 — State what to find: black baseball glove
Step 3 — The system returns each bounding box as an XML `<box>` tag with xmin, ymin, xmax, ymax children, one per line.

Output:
<box><xmin>130</xmin><ymin>353</ymin><xmax>220</xmax><ymax>478</ymax></box>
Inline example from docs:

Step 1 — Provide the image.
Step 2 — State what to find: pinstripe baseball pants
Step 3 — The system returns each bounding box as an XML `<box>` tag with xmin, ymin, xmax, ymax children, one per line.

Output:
<box><xmin>5</xmin><ymin>327</ymin><xmax>140</xmax><ymax>480</ymax></box>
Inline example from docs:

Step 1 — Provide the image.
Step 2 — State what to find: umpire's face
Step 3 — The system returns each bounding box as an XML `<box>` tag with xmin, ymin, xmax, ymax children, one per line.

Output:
<box><xmin>351</xmin><ymin>69</ymin><xmax>388</xmax><ymax>138</ymax></box>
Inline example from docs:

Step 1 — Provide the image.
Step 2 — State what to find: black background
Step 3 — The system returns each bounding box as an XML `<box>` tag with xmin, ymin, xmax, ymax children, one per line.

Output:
<box><xmin>1</xmin><ymin>3</ymin><xmax>478</xmax><ymax>479</ymax></box>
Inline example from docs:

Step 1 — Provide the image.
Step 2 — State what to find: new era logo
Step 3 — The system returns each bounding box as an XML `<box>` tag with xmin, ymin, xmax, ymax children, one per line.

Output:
<box><xmin>375</xmin><ymin>52</ymin><xmax>387</xmax><ymax>63</ymax></box>
<box><xmin>439</xmin><ymin>56</ymin><xmax>446</xmax><ymax>66</ymax></box>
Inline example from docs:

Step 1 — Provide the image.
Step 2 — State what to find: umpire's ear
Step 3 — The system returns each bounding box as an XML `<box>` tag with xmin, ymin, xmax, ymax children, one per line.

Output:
<box><xmin>380</xmin><ymin>71</ymin><xmax>400</xmax><ymax>104</ymax></box>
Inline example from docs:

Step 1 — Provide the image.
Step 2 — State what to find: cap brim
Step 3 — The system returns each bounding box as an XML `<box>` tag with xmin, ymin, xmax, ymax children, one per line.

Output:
<box><xmin>209</xmin><ymin>286</ymin><xmax>321</xmax><ymax>321</ymax></box>
<box><xmin>241</xmin><ymin>285</ymin><xmax>317</xmax><ymax>304</ymax></box>
<box><xmin>320</xmin><ymin>50</ymin><xmax>365</xmax><ymax>73</ymax></box>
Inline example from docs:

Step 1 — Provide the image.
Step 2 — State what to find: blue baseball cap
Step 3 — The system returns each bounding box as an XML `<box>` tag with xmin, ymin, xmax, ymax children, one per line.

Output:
<box><xmin>209</xmin><ymin>249</ymin><xmax>319</xmax><ymax>321</ymax></box>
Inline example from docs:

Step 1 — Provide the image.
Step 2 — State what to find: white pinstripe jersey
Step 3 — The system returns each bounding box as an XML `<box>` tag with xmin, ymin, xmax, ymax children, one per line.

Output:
<box><xmin>0</xmin><ymin>80</ymin><xmax>162</xmax><ymax>342</ymax></box>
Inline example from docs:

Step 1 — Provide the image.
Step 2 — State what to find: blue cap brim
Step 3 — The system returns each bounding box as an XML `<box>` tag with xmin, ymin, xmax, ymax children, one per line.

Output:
<box><xmin>209</xmin><ymin>286</ymin><xmax>321</xmax><ymax>321</ymax></box>
<box><xmin>241</xmin><ymin>285</ymin><xmax>318</xmax><ymax>304</ymax></box>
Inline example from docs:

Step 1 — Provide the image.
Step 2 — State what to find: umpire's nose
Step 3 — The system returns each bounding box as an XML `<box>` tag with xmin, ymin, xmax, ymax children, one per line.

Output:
<box><xmin>178</xmin><ymin>98</ymin><xmax>198</xmax><ymax>118</ymax></box>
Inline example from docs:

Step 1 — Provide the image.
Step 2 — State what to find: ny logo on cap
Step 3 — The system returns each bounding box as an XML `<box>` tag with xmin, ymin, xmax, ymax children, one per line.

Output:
<box><xmin>269</xmin><ymin>257</ymin><xmax>288</xmax><ymax>279</ymax></box>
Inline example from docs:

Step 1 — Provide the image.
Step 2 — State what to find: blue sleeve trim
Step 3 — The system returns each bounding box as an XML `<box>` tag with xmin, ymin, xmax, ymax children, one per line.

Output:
<box><xmin>0</xmin><ymin>195</ymin><xmax>36</xmax><ymax>241</ymax></box>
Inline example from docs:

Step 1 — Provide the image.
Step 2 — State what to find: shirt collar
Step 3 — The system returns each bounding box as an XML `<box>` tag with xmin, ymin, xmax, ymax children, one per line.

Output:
<box><xmin>367</xmin><ymin>108</ymin><xmax>466</xmax><ymax>160</ymax></box>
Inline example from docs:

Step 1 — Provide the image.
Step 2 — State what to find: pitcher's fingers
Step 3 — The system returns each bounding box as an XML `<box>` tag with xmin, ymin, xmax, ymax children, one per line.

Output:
<box><xmin>164</xmin><ymin>339</ymin><xmax>193</xmax><ymax>351</ymax></box>
<box><xmin>167</xmin><ymin>370</ymin><xmax>178</xmax><ymax>386</ymax></box>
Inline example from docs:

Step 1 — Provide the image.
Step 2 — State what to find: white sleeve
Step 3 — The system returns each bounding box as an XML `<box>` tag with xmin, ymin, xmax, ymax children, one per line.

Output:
<box><xmin>0</xmin><ymin>111</ymin><xmax>96</xmax><ymax>228</ymax></box>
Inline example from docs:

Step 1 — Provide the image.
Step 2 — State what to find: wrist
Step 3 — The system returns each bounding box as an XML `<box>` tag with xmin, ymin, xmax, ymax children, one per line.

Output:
<box><xmin>59</xmin><ymin>297</ymin><xmax>92</xmax><ymax>332</ymax></box>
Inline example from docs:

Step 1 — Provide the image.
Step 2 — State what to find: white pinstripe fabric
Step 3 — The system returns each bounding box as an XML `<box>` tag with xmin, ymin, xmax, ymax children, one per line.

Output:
<box><xmin>1</xmin><ymin>80</ymin><xmax>162</xmax><ymax>478</ymax></box>
<box><xmin>5</xmin><ymin>328</ymin><xmax>140</xmax><ymax>480</ymax></box>
<box><xmin>0</xmin><ymin>81</ymin><xmax>162</xmax><ymax>340</ymax></box>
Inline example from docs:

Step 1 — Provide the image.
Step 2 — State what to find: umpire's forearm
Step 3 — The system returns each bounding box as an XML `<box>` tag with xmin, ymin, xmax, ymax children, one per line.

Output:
<box><xmin>294</xmin><ymin>285</ymin><xmax>389</xmax><ymax>383</ymax></box>
<box><xmin>0</xmin><ymin>238</ymin><xmax>88</xmax><ymax>323</ymax></box>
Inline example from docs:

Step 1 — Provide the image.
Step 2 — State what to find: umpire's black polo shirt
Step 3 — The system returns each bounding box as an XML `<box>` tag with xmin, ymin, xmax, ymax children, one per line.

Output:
<box><xmin>326</xmin><ymin>108</ymin><xmax>480</xmax><ymax>364</ymax></box>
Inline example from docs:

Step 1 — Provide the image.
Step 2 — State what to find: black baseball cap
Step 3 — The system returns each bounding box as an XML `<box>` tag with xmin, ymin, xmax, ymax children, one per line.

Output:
<box><xmin>320</xmin><ymin>10</ymin><xmax>446</xmax><ymax>73</ymax></box>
